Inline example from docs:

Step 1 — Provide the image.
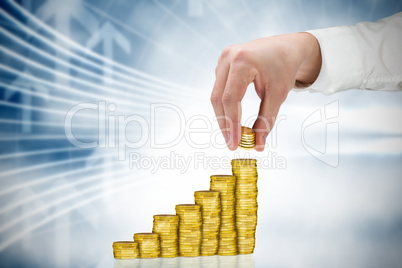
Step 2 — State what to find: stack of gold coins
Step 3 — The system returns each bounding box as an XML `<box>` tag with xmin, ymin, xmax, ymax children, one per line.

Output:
<box><xmin>210</xmin><ymin>175</ymin><xmax>237</xmax><ymax>255</ymax></box>
<box><xmin>112</xmin><ymin>241</ymin><xmax>139</xmax><ymax>259</ymax></box>
<box><xmin>231</xmin><ymin>159</ymin><xmax>258</xmax><ymax>254</ymax></box>
<box><xmin>152</xmin><ymin>214</ymin><xmax>179</xmax><ymax>258</ymax></box>
<box><xmin>238</xmin><ymin>126</ymin><xmax>255</xmax><ymax>150</ymax></box>
<box><xmin>194</xmin><ymin>190</ymin><xmax>221</xmax><ymax>256</ymax></box>
<box><xmin>133</xmin><ymin>233</ymin><xmax>160</xmax><ymax>258</ymax></box>
<box><xmin>175</xmin><ymin>204</ymin><xmax>202</xmax><ymax>257</ymax></box>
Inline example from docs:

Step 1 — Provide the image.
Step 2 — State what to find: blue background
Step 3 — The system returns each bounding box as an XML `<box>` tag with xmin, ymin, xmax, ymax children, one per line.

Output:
<box><xmin>0</xmin><ymin>0</ymin><xmax>401</xmax><ymax>267</ymax></box>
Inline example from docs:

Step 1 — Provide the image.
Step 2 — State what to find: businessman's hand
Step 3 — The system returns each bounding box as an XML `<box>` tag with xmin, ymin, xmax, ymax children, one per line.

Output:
<box><xmin>210</xmin><ymin>32</ymin><xmax>322</xmax><ymax>151</ymax></box>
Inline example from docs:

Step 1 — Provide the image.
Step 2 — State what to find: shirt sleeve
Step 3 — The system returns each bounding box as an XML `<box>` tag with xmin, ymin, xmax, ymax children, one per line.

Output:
<box><xmin>302</xmin><ymin>12</ymin><xmax>402</xmax><ymax>94</ymax></box>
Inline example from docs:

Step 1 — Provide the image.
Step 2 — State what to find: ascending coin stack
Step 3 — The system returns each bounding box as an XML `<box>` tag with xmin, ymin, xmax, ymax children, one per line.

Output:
<box><xmin>152</xmin><ymin>214</ymin><xmax>179</xmax><ymax>257</ymax></box>
<box><xmin>175</xmin><ymin>204</ymin><xmax>202</xmax><ymax>257</ymax></box>
<box><xmin>210</xmin><ymin>175</ymin><xmax>237</xmax><ymax>255</ymax></box>
<box><xmin>113</xmin><ymin>157</ymin><xmax>259</xmax><ymax>259</ymax></box>
<box><xmin>194</xmin><ymin>190</ymin><xmax>221</xmax><ymax>256</ymax></box>
<box><xmin>231</xmin><ymin>159</ymin><xmax>258</xmax><ymax>254</ymax></box>
<box><xmin>112</xmin><ymin>241</ymin><xmax>139</xmax><ymax>259</ymax></box>
<box><xmin>133</xmin><ymin>233</ymin><xmax>160</xmax><ymax>258</ymax></box>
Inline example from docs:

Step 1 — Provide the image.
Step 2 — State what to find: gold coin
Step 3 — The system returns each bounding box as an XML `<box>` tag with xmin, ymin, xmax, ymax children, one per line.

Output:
<box><xmin>210</xmin><ymin>174</ymin><xmax>235</xmax><ymax>180</ymax></box>
<box><xmin>176</xmin><ymin>204</ymin><xmax>201</xmax><ymax>210</ymax></box>
<box><xmin>241</xmin><ymin>126</ymin><xmax>255</xmax><ymax>134</ymax></box>
<box><xmin>194</xmin><ymin>190</ymin><xmax>220</xmax><ymax>196</ymax></box>
<box><xmin>133</xmin><ymin>233</ymin><xmax>158</xmax><ymax>240</ymax></box>
<box><xmin>112</xmin><ymin>241</ymin><xmax>138</xmax><ymax>249</ymax></box>
<box><xmin>239</xmin><ymin>142</ymin><xmax>255</xmax><ymax>146</ymax></box>
<box><xmin>231</xmin><ymin>158</ymin><xmax>257</xmax><ymax>164</ymax></box>
<box><xmin>153</xmin><ymin>214</ymin><xmax>179</xmax><ymax>220</ymax></box>
<box><xmin>113</xmin><ymin>255</ymin><xmax>138</xmax><ymax>259</ymax></box>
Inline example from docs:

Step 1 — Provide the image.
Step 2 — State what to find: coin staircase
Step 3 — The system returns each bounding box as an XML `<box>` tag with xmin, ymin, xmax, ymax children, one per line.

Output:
<box><xmin>112</xmin><ymin>158</ymin><xmax>258</xmax><ymax>259</ymax></box>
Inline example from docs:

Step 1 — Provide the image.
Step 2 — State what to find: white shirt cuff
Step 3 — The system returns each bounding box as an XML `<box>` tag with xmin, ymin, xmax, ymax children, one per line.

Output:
<box><xmin>303</xmin><ymin>26</ymin><xmax>364</xmax><ymax>94</ymax></box>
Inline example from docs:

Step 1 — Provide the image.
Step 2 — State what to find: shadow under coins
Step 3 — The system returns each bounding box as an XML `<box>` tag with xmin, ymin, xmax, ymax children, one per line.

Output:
<box><xmin>113</xmin><ymin>254</ymin><xmax>255</xmax><ymax>268</ymax></box>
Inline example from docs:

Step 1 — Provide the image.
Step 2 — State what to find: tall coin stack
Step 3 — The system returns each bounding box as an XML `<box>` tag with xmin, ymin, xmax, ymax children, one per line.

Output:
<box><xmin>133</xmin><ymin>233</ymin><xmax>160</xmax><ymax>258</ymax></box>
<box><xmin>112</xmin><ymin>241</ymin><xmax>139</xmax><ymax>259</ymax></box>
<box><xmin>194</xmin><ymin>190</ymin><xmax>221</xmax><ymax>256</ymax></box>
<box><xmin>175</xmin><ymin>204</ymin><xmax>202</xmax><ymax>257</ymax></box>
<box><xmin>238</xmin><ymin>126</ymin><xmax>255</xmax><ymax>150</ymax></box>
<box><xmin>231</xmin><ymin>159</ymin><xmax>258</xmax><ymax>254</ymax></box>
<box><xmin>210</xmin><ymin>175</ymin><xmax>237</xmax><ymax>255</ymax></box>
<box><xmin>152</xmin><ymin>214</ymin><xmax>179</xmax><ymax>258</ymax></box>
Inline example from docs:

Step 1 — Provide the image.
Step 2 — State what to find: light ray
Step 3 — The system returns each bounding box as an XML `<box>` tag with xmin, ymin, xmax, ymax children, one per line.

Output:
<box><xmin>0</xmin><ymin>169</ymin><xmax>147</xmax><ymax>251</ymax></box>
<box><xmin>0</xmin><ymin>146</ymin><xmax>87</xmax><ymax>161</ymax></box>
<box><xmin>0</xmin><ymin>81</ymin><xmax>172</xmax><ymax>122</ymax></box>
<box><xmin>0</xmin><ymin>99</ymin><xmax>99</xmax><ymax>119</ymax></box>
<box><xmin>0</xmin><ymin>81</ymin><xmax>89</xmax><ymax>107</ymax></box>
<box><xmin>0</xmin><ymin>160</ymin><xmax>129</xmax><ymax>214</ymax></box>
<box><xmin>0</xmin><ymin>65</ymin><xmax>158</xmax><ymax>115</ymax></box>
<box><xmin>0</xmin><ymin>47</ymin><xmax>196</xmax><ymax>110</ymax></box>
<box><xmin>86</xmin><ymin>0</ymin><xmax>217</xmax><ymax>52</ymax></box>
<box><xmin>0</xmin><ymin>9</ymin><xmax>198</xmax><ymax>93</ymax></box>
<box><xmin>0</xmin><ymin>118</ymin><xmax>99</xmax><ymax>128</ymax></box>
<box><xmin>0</xmin><ymin>149</ymin><xmax>120</xmax><ymax>178</ymax></box>
<box><xmin>6</xmin><ymin>0</ymin><xmax>209</xmax><ymax>80</ymax></box>
<box><xmin>0</xmin><ymin>47</ymin><xmax>162</xmax><ymax>107</ymax></box>
<box><xmin>0</xmin><ymin>26</ymin><xmax>203</xmax><ymax>100</ymax></box>
<box><xmin>0</xmin><ymin>155</ymin><xmax>125</xmax><ymax>196</ymax></box>
<box><xmin>0</xmin><ymin>134</ymin><xmax>94</xmax><ymax>141</ymax></box>
<box><xmin>0</xmin><ymin>168</ymin><xmax>135</xmax><ymax>226</ymax></box>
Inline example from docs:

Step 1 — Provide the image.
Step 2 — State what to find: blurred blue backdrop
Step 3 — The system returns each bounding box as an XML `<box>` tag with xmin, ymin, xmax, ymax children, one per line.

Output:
<box><xmin>0</xmin><ymin>0</ymin><xmax>401</xmax><ymax>267</ymax></box>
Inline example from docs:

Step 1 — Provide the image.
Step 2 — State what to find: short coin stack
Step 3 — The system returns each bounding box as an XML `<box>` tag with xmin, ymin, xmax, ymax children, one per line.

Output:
<box><xmin>152</xmin><ymin>214</ymin><xmax>179</xmax><ymax>258</ymax></box>
<box><xmin>231</xmin><ymin>159</ymin><xmax>258</xmax><ymax>254</ymax></box>
<box><xmin>210</xmin><ymin>175</ymin><xmax>237</xmax><ymax>255</ymax></box>
<box><xmin>133</xmin><ymin>233</ymin><xmax>160</xmax><ymax>258</ymax></box>
<box><xmin>112</xmin><ymin>241</ymin><xmax>139</xmax><ymax>259</ymax></box>
<box><xmin>194</xmin><ymin>190</ymin><xmax>221</xmax><ymax>256</ymax></box>
<box><xmin>175</xmin><ymin>204</ymin><xmax>202</xmax><ymax>257</ymax></box>
<box><xmin>238</xmin><ymin>126</ymin><xmax>255</xmax><ymax>150</ymax></box>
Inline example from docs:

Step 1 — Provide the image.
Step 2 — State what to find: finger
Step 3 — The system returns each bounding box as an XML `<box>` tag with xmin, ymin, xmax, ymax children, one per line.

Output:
<box><xmin>222</xmin><ymin>63</ymin><xmax>254</xmax><ymax>150</ymax></box>
<box><xmin>211</xmin><ymin>58</ymin><xmax>230</xmax><ymax>143</ymax></box>
<box><xmin>253</xmin><ymin>85</ymin><xmax>288</xmax><ymax>152</ymax></box>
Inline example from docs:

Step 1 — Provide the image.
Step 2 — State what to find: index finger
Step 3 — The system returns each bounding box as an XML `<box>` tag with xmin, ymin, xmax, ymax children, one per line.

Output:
<box><xmin>222</xmin><ymin>63</ymin><xmax>256</xmax><ymax>150</ymax></box>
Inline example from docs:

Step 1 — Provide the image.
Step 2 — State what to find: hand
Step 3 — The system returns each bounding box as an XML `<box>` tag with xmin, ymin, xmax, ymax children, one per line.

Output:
<box><xmin>210</xmin><ymin>32</ymin><xmax>322</xmax><ymax>151</ymax></box>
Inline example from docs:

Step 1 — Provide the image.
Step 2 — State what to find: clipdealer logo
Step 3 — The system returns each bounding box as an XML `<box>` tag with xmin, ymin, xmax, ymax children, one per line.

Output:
<box><xmin>301</xmin><ymin>100</ymin><xmax>339</xmax><ymax>167</ymax></box>
<box><xmin>63</xmin><ymin>102</ymin><xmax>285</xmax><ymax>159</ymax></box>
<box><xmin>128</xmin><ymin>151</ymin><xmax>287</xmax><ymax>174</ymax></box>
<box><xmin>64</xmin><ymin>101</ymin><xmax>339</xmax><ymax>168</ymax></box>
<box><xmin>64</xmin><ymin>102</ymin><xmax>226</xmax><ymax>154</ymax></box>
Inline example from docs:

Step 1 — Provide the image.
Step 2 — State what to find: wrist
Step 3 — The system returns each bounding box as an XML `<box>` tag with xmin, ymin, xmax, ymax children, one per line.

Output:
<box><xmin>295</xmin><ymin>32</ymin><xmax>322</xmax><ymax>88</ymax></box>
